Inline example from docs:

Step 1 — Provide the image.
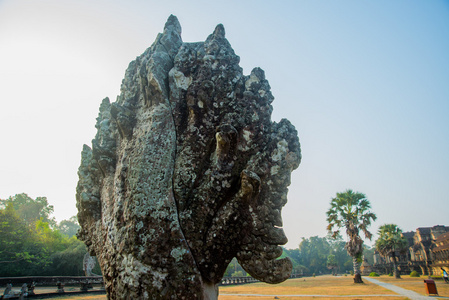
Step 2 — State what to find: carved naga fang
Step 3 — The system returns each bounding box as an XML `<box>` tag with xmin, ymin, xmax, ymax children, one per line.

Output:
<box><xmin>76</xmin><ymin>15</ymin><xmax>301</xmax><ymax>299</ymax></box>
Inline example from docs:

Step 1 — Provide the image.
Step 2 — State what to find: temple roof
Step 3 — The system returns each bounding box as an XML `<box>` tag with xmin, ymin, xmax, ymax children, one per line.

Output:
<box><xmin>417</xmin><ymin>227</ymin><xmax>431</xmax><ymax>235</ymax></box>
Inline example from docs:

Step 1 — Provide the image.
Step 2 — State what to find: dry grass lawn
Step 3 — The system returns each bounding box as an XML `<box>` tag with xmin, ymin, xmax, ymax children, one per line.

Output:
<box><xmin>374</xmin><ymin>275</ymin><xmax>449</xmax><ymax>297</ymax></box>
<box><xmin>42</xmin><ymin>275</ymin><xmax>449</xmax><ymax>299</ymax></box>
<box><xmin>219</xmin><ymin>275</ymin><xmax>408</xmax><ymax>300</ymax></box>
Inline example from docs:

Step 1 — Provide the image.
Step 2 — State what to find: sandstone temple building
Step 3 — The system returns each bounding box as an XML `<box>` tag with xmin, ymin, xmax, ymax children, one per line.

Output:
<box><xmin>372</xmin><ymin>225</ymin><xmax>449</xmax><ymax>276</ymax></box>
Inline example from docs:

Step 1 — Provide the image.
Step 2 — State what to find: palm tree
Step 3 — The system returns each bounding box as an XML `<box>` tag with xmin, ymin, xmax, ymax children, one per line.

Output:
<box><xmin>326</xmin><ymin>189</ymin><xmax>377</xmax><ymax>283</ymax></box>
<box><xmin>375</xmin><ymin>224</ymin><xmax>408</xmax><ymax>279</ymax></box>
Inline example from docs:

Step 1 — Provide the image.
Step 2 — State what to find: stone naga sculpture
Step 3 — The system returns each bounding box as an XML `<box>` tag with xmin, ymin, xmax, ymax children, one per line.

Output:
<box><xmin>76</xmin><ymin>15</ymin><xmax>301</xmax><ymax>299</ymax></box>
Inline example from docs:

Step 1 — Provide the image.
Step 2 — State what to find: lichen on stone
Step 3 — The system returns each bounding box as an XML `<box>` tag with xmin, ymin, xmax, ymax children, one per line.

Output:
<box><xmin>76</xmin><ymin>14</ymin><xmax>301</xmax><ymax>300</ymax></box>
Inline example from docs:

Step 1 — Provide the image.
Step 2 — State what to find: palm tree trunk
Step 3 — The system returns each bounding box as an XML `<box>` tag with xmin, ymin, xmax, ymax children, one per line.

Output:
<box><xmin>353</xmin><ymin>256</ymin><xmax>363</xmax><ymax>283</ymax></box>
<box><xmin>392</xmin><ymin>253</ymin><xmax>401</xmax><ymax>279</ymax></box>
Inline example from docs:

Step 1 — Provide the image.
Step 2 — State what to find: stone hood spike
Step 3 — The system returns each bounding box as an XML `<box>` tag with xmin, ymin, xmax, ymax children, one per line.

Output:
<box><xmin>213</xmin><ymin>23</ymin><xmax>225</xmax><ymax>38</ymax></box>
<box><xmin>164</xmin><ymin>14</ymin><xmax>182</xmax><ymax>35</ymax></box>
<box><xmin>76</xmin><ymin>15</ymin><xmax>301</xmax><ymax>300</ymax></box>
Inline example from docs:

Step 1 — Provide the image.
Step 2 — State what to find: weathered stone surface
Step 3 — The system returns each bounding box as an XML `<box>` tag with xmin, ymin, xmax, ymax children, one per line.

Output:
<box><xmin>76</xmin><ymin>15</ymin><xmax>301</xmax><ymax>299</ymax></box>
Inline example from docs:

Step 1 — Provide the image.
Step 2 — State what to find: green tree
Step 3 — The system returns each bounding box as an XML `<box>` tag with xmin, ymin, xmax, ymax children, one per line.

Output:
<box><xmin>0</xmin><ymin>202</ymin><xmax>34</xmax><ymax>271</ymax></box>
<box><xmin>282</xmin><ymin>247</ymin><xmax>301</xmax><ymax>265</ymax></box>
<box><xmin>57</xmin><ymin>216</ymin><xmax>80</xmax><ymax>237</ymax></box>
<box><xmin>0</xmin><ymin>203</ymin><xmax>59</xmax><ymax>275</ymax></box>
<box><xmin>0</xmin><ymin>193</ymin><xmax>56</xmax><ymax>227</ymax></box>
<box><xmin>298</xmin><ymin>236</ymin><xmax>331</xmax><ymax>275</ymax></box>
<box><xmin>327</xmin><ymin>254</ymin><xmax>338</xmax><ymax>275</ymax></box>
<box><xmin>33</xmin><ymin>220</ymin><xmax>69</xmax><ymax>271</ymax></box>
<box><xmin>0</xmin><ymin>195</ymin><xmax>95</xmax><ymax>276</ymax></box>
<box><xmin>327</xmin><ymin>233</ymin><xmax>352</xmax><ymax>274</ymax></box>
<box><xmin>224</xmin><ymin>258</ymin><xmax>246</xmax><ymax>277</ymax></box>
<box><xmin>326</xmin><ymin>189</ymin><xmax>377</xmax><ymax>283</ymax></box>
<box><xmin>295</xmin><ymin>235</ymin><xmax>353</xmax><ymax>276</ymax></box>
<box><xmin>48</xmin><ymin>237</ymin><xmax>87</xmax><ymax>276</ymax></box>
<box><xmin>375</xmin><ymin>224</ymin><xmax>408</xmax><ymax>279</ymax></box>
<box><xmin>231</xmin><ymin>270</ymin><xmax>244</xmax><ymax>277</ymax></box>
<box><xmin>281</xmin><ymin>248</ymin><xmax>304</xmax><ymax>275</ymax></box>
<box><xmin>0</xmin><ymin>202</ymin><xmax>85</xmax><ymax>276</ymax></box>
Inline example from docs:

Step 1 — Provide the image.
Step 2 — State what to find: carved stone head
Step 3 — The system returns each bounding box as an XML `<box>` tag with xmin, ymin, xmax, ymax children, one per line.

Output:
<box><xmin>76</xmin><ymin>15</ymin><xmax>301</xmax><ymax>299</ymax></box>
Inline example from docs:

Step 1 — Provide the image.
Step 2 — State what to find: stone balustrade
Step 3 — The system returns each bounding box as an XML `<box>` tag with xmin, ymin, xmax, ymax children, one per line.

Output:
<box><xmin>0</xmin><ymin>276</ymin><xmax>104</xmax><ymax>299</ymax></box>
<box><xmin>1</xmin><ymin>274</ymin><xmax>302</xmax><ymax>298</ymax></box>
<box><xmin>219</xmin><ymin>276</ymin><xmax>258</xmax><ymax>285</ymax></box>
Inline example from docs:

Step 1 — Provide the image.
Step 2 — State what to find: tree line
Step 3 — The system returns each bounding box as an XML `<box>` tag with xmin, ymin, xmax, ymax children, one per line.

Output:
<box><xmin>220</xmin><ymin>235</ymin><xmax>375</xmax><ymax>278</ymax></box>
<box><xmin>1</xmin><ymin>191</ymin><xmax>410</xmax><ymax>281</ymax></box>
<box><xmin>0</xmin><ymin>193</ymin><xmax>100</xmax><ymax>277</ymax></box>
<box><xmin>282</xmin><ymin>236</ymin><xmax>374</xmax><ymax>277</ymax></box>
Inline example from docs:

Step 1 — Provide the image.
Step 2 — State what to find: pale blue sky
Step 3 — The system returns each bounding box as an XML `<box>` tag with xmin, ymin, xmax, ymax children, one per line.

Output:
<box><xmin>0</xmin><ymin>0</ymin><xmax>448</xmax><ymax>248</ymax></box>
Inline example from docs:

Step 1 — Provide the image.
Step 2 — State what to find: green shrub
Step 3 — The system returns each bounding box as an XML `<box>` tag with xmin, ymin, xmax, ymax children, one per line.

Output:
<box><xmin>410</xmin><ymin>271</ymin><xmax>420</xmax><ymax>277</ymax></box>
<box><xmin>369</xmin><ymin>272</ymin><xmax>380</xmax><ymax>277</ymax></box>
<box><xmin>388</xmin><ymin>273</ymin><xmax>393</xmax><ymax>276</ymax></box>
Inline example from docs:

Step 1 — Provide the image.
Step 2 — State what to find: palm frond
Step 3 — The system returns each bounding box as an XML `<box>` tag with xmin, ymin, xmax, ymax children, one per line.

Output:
<box><xmin>375</xmin><ymin>223</ymin><xmax>408</xmax><ymax>257</ymax></box>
